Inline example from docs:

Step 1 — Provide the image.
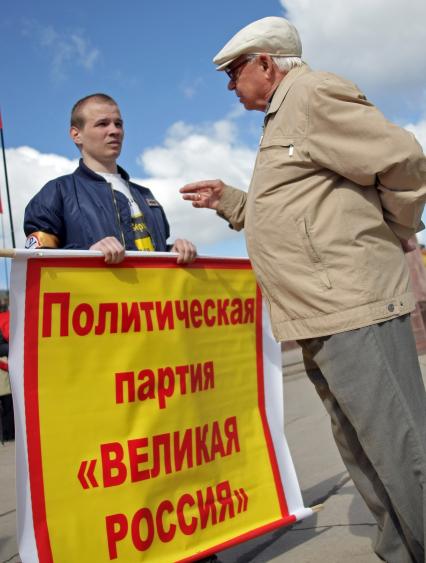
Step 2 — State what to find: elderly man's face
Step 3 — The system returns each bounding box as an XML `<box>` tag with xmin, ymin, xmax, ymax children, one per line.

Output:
<box><xmin>226</xmin><ymin>56</ymin><xmax>272</xmax><ymax>111</ymax></box>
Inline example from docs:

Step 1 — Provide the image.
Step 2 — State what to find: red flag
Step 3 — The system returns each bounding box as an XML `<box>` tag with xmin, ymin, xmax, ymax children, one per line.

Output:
<box><xmin>0</xmin><ymin>110</ymin><xmax>3</xmax><ymax>129</ymax></box>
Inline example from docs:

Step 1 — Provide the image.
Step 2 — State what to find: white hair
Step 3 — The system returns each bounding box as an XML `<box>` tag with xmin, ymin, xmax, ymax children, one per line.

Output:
<box><xmin>244</xmin><ymin>54</ymin><xmax>304</xmax><ymax>73</ymax></box>
<box><xmin>271</xmin><ymin>56</ymin><xmax>304</xmax><ymax>72</ymax></box>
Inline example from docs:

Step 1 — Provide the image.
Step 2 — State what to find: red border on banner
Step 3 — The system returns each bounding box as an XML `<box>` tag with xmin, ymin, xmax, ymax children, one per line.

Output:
<box><xmin>25</xmin><ymin>260</ymin><xmax>54</xmax><ymax>563</ymax></box>
<box><xmin>23</xmin><ymin>256</ymin><xmax>293</xmax><ymax>563</ymax></box>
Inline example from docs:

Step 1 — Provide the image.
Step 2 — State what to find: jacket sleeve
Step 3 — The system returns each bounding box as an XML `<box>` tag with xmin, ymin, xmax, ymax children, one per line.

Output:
<box><xmin>24</xmin><ymin>181</ymin><xmax>65</xmax><ymax>248</ymax></box>
<box><xmin>307</xmin><ymin>76</ymin><xmax>426</xmax><ymax>240</ymax></box>
<box><xmin>215</xmin><ymin>185</ymin><xmax>247</xmax><ymax>231</ymax></box>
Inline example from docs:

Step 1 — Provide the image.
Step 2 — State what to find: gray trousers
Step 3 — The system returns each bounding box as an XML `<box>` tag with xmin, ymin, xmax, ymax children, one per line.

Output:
<box><xmin>298</xmin><ymin>314</ymin><xmax>426</xmax><ymax>563</ymax></box>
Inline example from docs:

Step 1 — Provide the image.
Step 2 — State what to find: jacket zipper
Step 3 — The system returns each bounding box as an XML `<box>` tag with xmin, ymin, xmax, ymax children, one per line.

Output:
<box><xmin>108</xmin><ymin>183</ymin><xmax>126</xmax><ymax>247</ymax></box>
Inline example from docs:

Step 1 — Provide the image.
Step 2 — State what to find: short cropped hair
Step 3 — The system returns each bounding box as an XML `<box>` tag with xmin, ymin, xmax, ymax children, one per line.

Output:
<box><xmin>70</xmin><ymin>93</ymin><xmax>118</xmax><ymax>128</ymax></box>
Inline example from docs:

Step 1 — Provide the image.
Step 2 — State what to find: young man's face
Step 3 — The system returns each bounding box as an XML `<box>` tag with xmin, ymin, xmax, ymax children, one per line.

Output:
<box><xmin>70</xmin><ymin>100</ymin><xmax>124</xmax><ymax>167</ymax></box>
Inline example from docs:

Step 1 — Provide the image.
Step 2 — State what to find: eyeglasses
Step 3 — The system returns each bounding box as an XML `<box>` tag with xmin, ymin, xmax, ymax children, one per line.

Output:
<box><xmin>225</xmin><ymin>57</ymin><xmax>252</xmax><ymax>82</ymax></box>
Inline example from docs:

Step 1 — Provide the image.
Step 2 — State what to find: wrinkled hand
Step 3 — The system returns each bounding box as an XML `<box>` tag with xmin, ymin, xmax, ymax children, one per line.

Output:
<box><xmin>90</xmin><ymin>237</ymin><xmax>125</xmax><ymax>264</ymax></box>
<box><xmin>180</xmin><ymin>180</ymin><xmax>225</xmax><ymax>210</ymax></box>
<box><xmin>171</xmin><ymin>239</ymin><xmax>197</xmax><ymax>264</ymax></box>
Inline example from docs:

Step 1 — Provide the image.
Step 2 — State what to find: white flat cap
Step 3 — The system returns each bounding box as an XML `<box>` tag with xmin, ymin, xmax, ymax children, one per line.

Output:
<box><xmin>213</xmin><ymin>16</ymin><xmax>302</xmax><ymax>71</ymax></box>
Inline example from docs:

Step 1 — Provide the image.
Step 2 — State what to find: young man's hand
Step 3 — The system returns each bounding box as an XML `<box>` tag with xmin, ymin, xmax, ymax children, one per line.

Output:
<box><xmin>170</xmin><ymin>239</ymin><xmax>197</xmax><ymax>264</ymax></box>
<box><xmin>90</xmin><ymin>237</ymin><xmax>125</xmax><ymax>264</ymax></box>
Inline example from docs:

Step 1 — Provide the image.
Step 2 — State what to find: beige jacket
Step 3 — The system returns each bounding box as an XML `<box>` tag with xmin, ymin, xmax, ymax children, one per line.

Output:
<box><xmin>217</xmin><ymin>66</ymin><xmax>426</xmax><ymax>341</ymax></box>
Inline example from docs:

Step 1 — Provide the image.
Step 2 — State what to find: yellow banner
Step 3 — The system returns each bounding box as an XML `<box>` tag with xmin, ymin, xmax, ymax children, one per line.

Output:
<box><xmin>20</xmin><ymin>256</ymin><xmax>293</xmax><ymax>562</ymax></box>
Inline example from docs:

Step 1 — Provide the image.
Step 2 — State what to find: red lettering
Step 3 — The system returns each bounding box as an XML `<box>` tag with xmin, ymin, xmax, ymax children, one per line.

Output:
<box><xmin>203</xmin><ymin>299</ymin><xmax>216</xmax><ymax>327</ymax></box>
<box><xmin>224</xmin><ymin>416</ymin><xmax>240</xmax><ymax>455</ymax></box>
<box><xmin>155</xmin><ymin>300</ymin><xmax>175</xmax><ymax>330</ymax></box>
<box><xmin>158</xmin><ymin>366</ymin><xmax>175</xmax><ymax>409</ymax></box>
<box><xmin>101</xmin><ymin>442</ymin><xmax>127</xmax><ymax>487</ymax></box>
<box><xmin>203</xmin><ymin>361</ymin><xmax>214</xmax><ymax>390</ymax></box>
<box><xmin>197</xmin><ymin>486</ymin><xmax>217</xmax><ymax>529</ymax></box>
<box><xmin>175</xmin><ymin>300</ymin><xmax>190</xmax><ymax>328</ymax></box>
<box><xmin>174</xmin><ymin>428</ymin><xmax>193</xmax><ymax>471</ymax></box>
<box><xmin>115</xmin><ymin>372</ymin><xmax>135</xmax><ymax>404</ymax></box>
<box><xmin>151</xmin><ymin>434</ymin><xmax>172</xmax><ymax>478</ymax></box>
<box><xmin>176</xmin><ymin>364</ymin><xmax>189</xmax><ymax>395</ymax></box>
<box><xmin>72</xmin><ymin>303</ymin><xmax>94</xmax><ymax>336</ymax></box>
<box><xmin>121</xmin><ymin>302</ymin><xmax>141</xmax><ymax>333</ymax></box>
<box><xmin>42</xmin><ymin>292</ymin><xmax>70</xmax><ymax>337</ymax></box>
<box><xmin>128</xmin><ymin>438</ymin><xmax>150</xmax><ymax>482</ymax></box>
<box><xmin>139</xmin><ymin>301</ymin><xmax>154</xmax><ymax>331</ymax></box>
<box><xmin>195</xmin><ymin>424</ymin><xmax>211</xmax><ymax>466</ymax></box>
<box><xmin>131</xmin><ymin>508</ymin><xmax>154</xmax><ymax>552</ymax></box>
<box><xmin>137</xmin><ymin>370</ymin><xmax>155</xmax><ymax>401</ymax></box>
<box><xmin>210</xmin><ymin>421</ymin><xmax>226</xmax><ymax>459</ymax></box>
<box><xmin>217</xmin><ymin>299</ymin><xmax>230</xmax><ymax>326</ymax></box>
<box><xmin>105</xmin><ymin>513</ymin><xmax>128</xmax><ymax>559</ymax></box>
<box><xmin>216</xmin><ymin>480</ymin><xmax>235</xmax><ymax>522</ymax></box>
<box><xmin>244</xmin><ymin>298</ymin><xmax>255</xmax><ymax>323</ymax></box>
<box><xmin>177</xmin><ymin>493</ymin><xmax>197</xmax><ymax>535</ymax></box>
<box><xmin>189</xmin><ymin>299</ymin><xmax>203</xmax><ymax>328</ymax></box>
<box><xmin>230</xmin><ymin>298</ymin><xmax>243</xmax><ymax>325</ymax></box>
<box><xmin>190</xmin><ymin>363</ymin><xmax>203</xmax><ymax>393</ymax></box>
<box><xmin>156</xmin><ymin>500</ymin><xmax>176</xmax><ymax>543</ymax></box>
<box><xmin>95</xmin><ymin>303</ymin><xmax>119</xmax><ymax>335</ymax></box>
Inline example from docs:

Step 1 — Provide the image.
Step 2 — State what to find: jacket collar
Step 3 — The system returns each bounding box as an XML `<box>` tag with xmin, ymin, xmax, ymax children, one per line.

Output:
<box><xmin>76</xmin><ymin>158</ymin><xmax>130</xmax><ymax>182</ymax></box>
<box><xmin>266</xmin><ymin>64</ymin><xmax>311</xmax><ymax>117</ymax></box>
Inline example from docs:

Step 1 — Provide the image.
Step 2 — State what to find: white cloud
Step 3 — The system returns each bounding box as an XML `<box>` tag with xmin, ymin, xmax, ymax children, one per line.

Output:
<box><xmin>23</xmin><ymin>21</ymin><xmax>100</xmax><ymax>81</ymax></box>
<box><xmin>136</xmin><ymin>119</ymin><xmax>256</xmax><ymax>245</ymax></box>
<box><xmin>180</xmin><ymin>77</ymin><xmax>204</xmax><ymax>100</ymax></box>
<box><xmin>281</xmin><ymin>0</ymin><xmax>426</xmax><ymax>102</ymax></box>
<box><xmin>1</xmin><ymin>147</ymin><xmax>77</xmax><ymax>247</ymax></box>
<box><xmin>70</xmin><ymin>34</ymin><xmax>99</xmax><ymax>70</ymax></box>
<box><xmin>405</xmin><ymin>119</ymin><xmax>426</xmax><ymax>151</ymax></box>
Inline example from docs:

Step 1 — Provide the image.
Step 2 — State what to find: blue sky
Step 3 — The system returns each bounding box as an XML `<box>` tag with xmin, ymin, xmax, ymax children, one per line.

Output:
<box><xmin>2</xmin><ymin>0</ymin><xmax>280</xmax><ymax>159</ymax></box>
<box><xmin>0</xmin><ymin>0</ymin><xmax>425</xmax><ymax>287</ymax></box>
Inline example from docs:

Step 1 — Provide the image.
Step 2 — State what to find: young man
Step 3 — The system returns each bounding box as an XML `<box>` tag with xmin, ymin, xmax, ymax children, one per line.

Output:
<box><xmin>25</xmin><ymin>93</ymin><xmax>196</xmax><ymax>264</ymax></box>
<box><xmin>181</xmin><ymin>17</ymin><xmax>426</xmax><ymax>563</ymax></box>
<box><xmin>24</xmin><ymin>94</ymin><xmax>219</xmax><ymax>563</ymax></box>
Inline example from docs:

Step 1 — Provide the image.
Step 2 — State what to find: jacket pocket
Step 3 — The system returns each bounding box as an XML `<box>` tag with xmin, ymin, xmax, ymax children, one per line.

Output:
<box><xmin>296</xmin><ymin>217</ymin><xmax>332</xmax><ymax>290</ymax></box>
<box><xmin>259</xmin><ymin>137</ymin><xmax>297</xmax><ymax>155</ymax></box>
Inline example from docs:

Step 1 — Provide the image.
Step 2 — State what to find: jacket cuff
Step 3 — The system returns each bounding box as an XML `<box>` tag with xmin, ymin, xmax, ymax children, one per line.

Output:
<box><xmin>216</xmin><ymin>185</ymin><xmax>247</xmax><ymax>231</ymax></box>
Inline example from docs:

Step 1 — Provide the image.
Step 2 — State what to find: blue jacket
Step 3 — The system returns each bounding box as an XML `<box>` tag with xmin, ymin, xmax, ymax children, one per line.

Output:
<box><xmin>24</xmin><ymin>160</ymin><xmax>170</xmax><ymax>251</ymax></box>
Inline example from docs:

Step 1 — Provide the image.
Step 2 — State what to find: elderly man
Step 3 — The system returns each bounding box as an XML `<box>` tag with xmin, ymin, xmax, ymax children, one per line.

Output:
<box><xmin>181</xmin><ymin>16</ymin><xmax>426</xmax><ymax>563</ymax></box>
<box><xmin>25</xmin><ymin>93</ymin><xmax>196</xmax><ymax>264</ymax></box>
